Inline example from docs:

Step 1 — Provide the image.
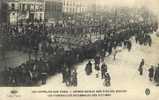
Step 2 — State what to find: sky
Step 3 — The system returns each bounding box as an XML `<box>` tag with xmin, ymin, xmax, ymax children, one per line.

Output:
<box><xmin>90</xmin><ymin>0</ymin><xmax>158</xmax><ymax>9</ymax></box>
<box><xmin>86</xmin><ymin>0</ymin><xmax>159</xmax><ymax>18</ymax></box>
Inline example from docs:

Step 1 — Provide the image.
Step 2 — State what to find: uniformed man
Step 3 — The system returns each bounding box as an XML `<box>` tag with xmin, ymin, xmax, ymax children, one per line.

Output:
<box><xmin>41</xmin><ymin>72</ymin><xmax>47</xmax><ymax>85</ymax></box>
<box><xmin>85</xmin><ymin>61</ymin><xmax>93</xmax><ymax>75</ymax></box>
<box><xmin>101</xmin><ymin>63</ymin><xmax>108</xmax><ymax>79</ymax></box>
<box><xmin>104</xmin><ymin>72</ymin><xmax>111</xmax><ymax>87</ymax></box>
<box><xmin>148</xmin><ymin>65</ymin><xmax>154</xmax><ymax>81</ymax></box>
<box><xmin>94</xmin><ymin>55</ymin><xmax>100</xmax><ymax>71</ymax></box>
<box><xmin>138</xmin><ymin>59</ymin><xmax>144</xmax><ymax>75</ymax></box>
<box><xmin>154</xmin><ymin>65</ymin><xmax>159</xmax><ymax>86</ymax></box>
<box><xmin>72</xmin><ymin>69</ymin><xmax>78</xmax><ymax>87</ymax></box>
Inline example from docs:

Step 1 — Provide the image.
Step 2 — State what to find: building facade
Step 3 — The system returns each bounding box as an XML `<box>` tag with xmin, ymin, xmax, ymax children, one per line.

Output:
<box><xmin>0</xmin><ymin>0</ymin><xmax>3</xmax><ymax>23</ymax></box>
<box><xmin>7</xmin><ymin>0</ymin><xmax>45</xmax><ymax>24</ymax></box>
<box><xmin>45</xmin><ymin>0</ymin><xmax>63</xmax><ymax>21</ymax></box>
<box><xmin>62</xmin><ymin>0</ymin><xmax>87</xmax><ymax>14</ymax></box>
<box><xmin>0</xmin><ymin>0</ymin><xmax>7</xmax><ymax>23</ymax></box>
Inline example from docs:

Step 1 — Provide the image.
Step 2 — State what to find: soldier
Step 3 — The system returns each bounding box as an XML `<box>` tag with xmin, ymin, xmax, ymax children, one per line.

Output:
<box><xmin>138</xmin><ymin>59</ymin><xmax>144</xmax><ymax>75</ymax></box>
<box><xmin>65</xmin><ymin>67</ymin><xmax>71</xmax><ymax>86</ymax></box>
<box><xmin>7</xmin><ymin>68</ymin><xmax>13</xmax><ymax>85</ymax></box>
<box><xmin>148</xmin><ymin>65</ymin><xmax>154</xmax><ymax>81</ymax></box>
<box><xmin>147</xmin><ymin>35</ymin><xmax>152</xmax><ymax>47</ymax></box>
<box><xmin>100</xmin><ymin>49</ymin><xmax>105</xmax><ymax>62</ymax></box>
<box><xmin>103</xmin><ymin>72</ymin><xmax>111</xmax><ymax>87</ymax></box>
<box><xmin>154</xmin><ymin>65</ymin><xmax>159</xmax><ymax>86</ymax></box>
<box><xmin>107</xmin><ymin>41</ymin><xmax>112</xmax><ymax>55</ymax></box>
<box><xmin>101</xmin><ymin>63</ymin><xmax>107</xmax><ymax>79</ymax></box>
<box><xmin>62</xmin><ymin>63</ymin><xmax>67</xmax><ymax>83</ymax></box>
<box><xmin>72</xmin><ymin>69</ymin><xmax>78</xmax><ymax>87</ymax></box>
<box><xmin>41</xmin><ymin>72</ymin><xmax>47</xmax><ymax>85</ymax></box>
<box><xmin>113</xmin><ymin>48</ymin><xmax>118</xmax><ymax>60</ymax></box>
<box><xmin>94</xmin><ymin>54</ymin><xmax>101</xmax><ymax>78</ymax></box>
<box><xmin>94</xmin><ymin>55</ymin><xmax>100</xmax><ymax>71</ymax></box>
<box><xmin>127</xmin><ymin>40</ymin><xmax>132</xmax><ymax>52</ymax></box>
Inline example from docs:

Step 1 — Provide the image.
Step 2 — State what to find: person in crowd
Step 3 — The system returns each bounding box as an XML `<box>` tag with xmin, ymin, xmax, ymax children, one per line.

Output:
<box><xmin>71</xmin><ymin>69</ymin><xmax>78</xmax><ymax>87</ymax></box>
<box><xmin>85</xmin><ymin>61</ymin><xmax>93</xmax><ymax>75</ymax></box>
<box><xmin>62</xmin><ymin>63</ymin><xmax>67</xmax><ymax>83</ymax></box>
<box><xmin>94</xmin><ymin>54</ymin><xmax>101</xmax><ymax>78</ymax></box>
<box><xmin>113</xmin><ymin>48</ymin><xmax>118</xmax><ymax>60</ymax></box>
<box><xmin>154</xmin><ymin>65</ymin><xmax>159</xmax><ymax>86</ymax></box>
<box><xmin>103</xmin><ymin>72</ymin><xmax>111</xmax><ymax>87</ymax></box>
<box><xmin>148</xmin><ymin>65</ymin><xmax>154</xmax><ymax>81</ymax></box>
<box><xmin>138</xmin><ymin>59</ymin><xmax>144</xmax><ymax>75</ymax></box>
<box><xmin>100</xmin><ymin>49</ymin><xmax>106</xmax><ymax>62</ymax></box>
<box><xmin>101</xmin><ymin>63</ymin><xmax>108</xmax><ymax>79</ymax></box>
<box><xmin>65</xmin><ymin>67</ymin><xmax>71</xmax><ymax>86</ymax></box>
<box><xmin>94</xmin><ymin>54</ymin><xmax>101</xmax><ymax>71</ymax></box>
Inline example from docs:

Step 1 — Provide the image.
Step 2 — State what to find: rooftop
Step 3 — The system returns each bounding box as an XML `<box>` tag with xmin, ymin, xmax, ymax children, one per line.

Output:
<box><xmin>7</xmin><ymin>0</ymin><xmax>45</xmax><ymax>2</ymax></box>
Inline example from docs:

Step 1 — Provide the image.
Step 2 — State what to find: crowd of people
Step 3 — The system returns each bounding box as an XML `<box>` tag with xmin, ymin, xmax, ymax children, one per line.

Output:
<box><xmin>138</xmin><ymin>59</ymin><xmax>159</xmax><ymax>86</ymax></box>
<box><xmin>62</xmin><ymin>65</ymin><xmax>78</xmax><ymax>87</ymax></box>
<box><xmin>0</xmin><ymin>7</ymin><xmax>158</xmax><ymax>86</ymax></box>
<box><xmin>2</xmin><ymin>58</ymin><xmax>50</xmax><ymax>86</ymax></box>
<box><xmin>85</xmin><ymin>58</ymin><xmax>111</xmax><ymax>87</ymax></box>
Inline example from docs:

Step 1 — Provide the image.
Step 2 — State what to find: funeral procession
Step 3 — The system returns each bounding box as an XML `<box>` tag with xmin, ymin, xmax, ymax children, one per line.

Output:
<box><xmin>0</xmin><ymin>0</ymin><xmax>159</xmax><ymax>91</ymax></box>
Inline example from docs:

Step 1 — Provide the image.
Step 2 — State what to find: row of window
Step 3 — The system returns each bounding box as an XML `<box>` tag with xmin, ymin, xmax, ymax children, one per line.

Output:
<box><xmin>10</xmin><ymin>3</ymin><xmax>44</xmax><ymax>11</ymax></box>
<box><xmin>63</xmin><ymin>1</ymin><xmax>83</xmax><ymax>7</ymax></box>
<box><xmin>10</xmin><ymin>12</ymin><xmax>44</xmax><ymax>20</ymax></box>
<box><xmin>45</xmin><ymin>3</ymin><xmax>62</xmax><ymax>11</ymax></box>
<box><xmin>63</xmin><ymin>7</ymin><xmax>86</xmax><ymax>13</ymax></box>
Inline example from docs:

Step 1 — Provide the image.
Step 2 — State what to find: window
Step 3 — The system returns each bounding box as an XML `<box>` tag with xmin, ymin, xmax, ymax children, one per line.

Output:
<box><xmin>27</xmin><ymin>4</ymin><xmax>31</xmax><ymax>10</ymax></box>
<box><xmin>40</xmin><ymin>13</ymin><xmax>42</xmax><ymax>21</ymax></box>
<box><xmin>22</xmin><ymin>4</ymin><xmax>25</xmax><ymax>11</ymax></box>
<box><xmin>30</xmin><ymin>4</ymin><xmax>34</xmax><ymax>10</ymax></box>
<box><xmin>72</xmin><ymin>8</ymin><xmax>74</xmax><ymax>13</ymax></box>
<box><xmin>73</xmin><ymin>2</ymin><xmax>75</xmax><ymax>6</ymax></box>
<box><xmin>11</xmin><ymin>3</ymin><xmax>15</xmax><ymax>10</ymax></box>
<box><xmin>67</xmin><ymin>2</ymin><xmax>69</xmax><ymax>6</ymax></box>
<box><xmin>67</xmin><ymin>8</ymin><xmax>68</xmax><ymax>12</ymax></box>
<box><xmin>19</xmin><ymin>4</ymin><xmax>21</xmax><ymax>10</ymax></box>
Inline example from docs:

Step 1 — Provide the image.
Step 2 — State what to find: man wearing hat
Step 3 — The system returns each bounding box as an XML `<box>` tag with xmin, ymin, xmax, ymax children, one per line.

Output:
<box><xmin>148</xmin><ymin>65</ymin><xmax>154</xmax><ymax>81</ymax></box>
